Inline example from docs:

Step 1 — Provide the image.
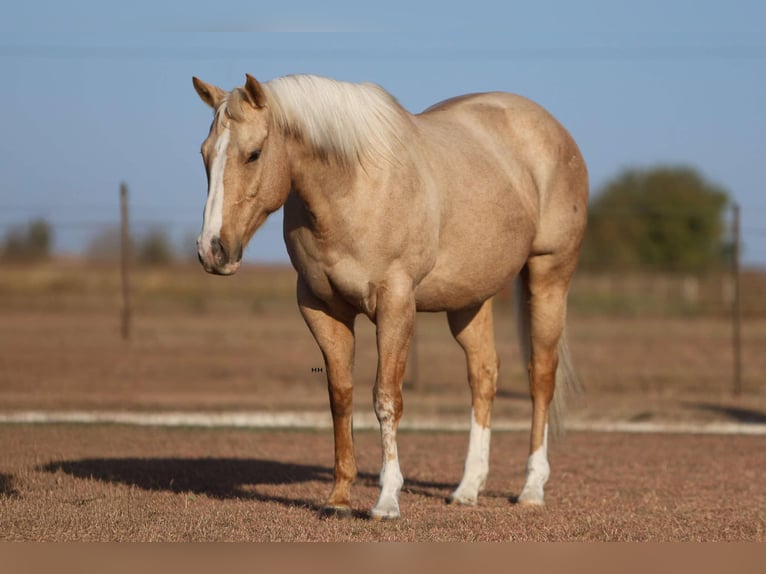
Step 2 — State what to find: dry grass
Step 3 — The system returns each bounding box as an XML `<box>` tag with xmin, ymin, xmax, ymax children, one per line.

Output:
<box><xmin>0</xmin><ymin>425</ymin><xmax>764</xmax><ymax>541</ymax></box>
<box><xmin>0</xmin><ymin>260</ymin><xmax>296</xmax><ymax>313</ymax></box>
<box><xmin>0</xmin><ymin>260</ymin><xmax>764</xmax><ymax>418</ymax></box>
<box><xmin>1</xmin><ymin>305</ymin><xmax>765</xmax><ymax>418</ymax></box>
<box><xmin>3</xmin><ymin>259</ymin><xmax>766</xmax><ymax>316</ymax></box>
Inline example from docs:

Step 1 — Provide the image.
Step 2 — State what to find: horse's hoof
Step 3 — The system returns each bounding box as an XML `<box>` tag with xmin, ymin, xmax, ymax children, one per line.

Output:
<box><xmin>515</xmin><ymin>494</ymin><xmax>545</xmax><ymax>507</ymax></box>
<box><xmin>319</xmin><ymin>505</ymin><xmax>353</xmax><ymax>518</ymax></box>
<box><xmin>370</xmin><ymin>507</ymin><xmax>400</xmax><ymax>521</ymax></box>
<box><xmin>447</xmin><ymin>493</ymin><xmax>478</xmax><ymax>506</ymax></box>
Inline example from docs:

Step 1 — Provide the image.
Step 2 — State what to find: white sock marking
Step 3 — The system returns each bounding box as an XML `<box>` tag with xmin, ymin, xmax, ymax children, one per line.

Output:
<box><xmin>198</xmin><ymin>126</ymin><xmax>230</xmax><ymax>253</ymax></box>
<box><xmin>372</xmin><ymin>415</ymin><xmax>403</xmax><ymax>518</ymax></box>
<box><xmin>519</xmin><ymin>424</ymin><xmax>550</xmax><ymax>504</ymax></box>
<box><xmin>451</xmin><ymin>409</ymin><xmax>491</xmax><ymax>504</ymax></box>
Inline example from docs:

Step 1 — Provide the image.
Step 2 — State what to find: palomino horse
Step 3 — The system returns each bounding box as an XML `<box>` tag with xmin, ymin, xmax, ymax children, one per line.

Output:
<box><xmin>193</xmin><ymin>74</ymin><xmax>588</xmax><ymax>519</ymax></box>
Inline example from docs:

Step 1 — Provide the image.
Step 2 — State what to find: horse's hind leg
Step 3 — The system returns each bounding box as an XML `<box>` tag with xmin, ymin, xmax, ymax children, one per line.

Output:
<box><xmin>447</xmin><ymin>298</ymin><xmax>498</xmax><ymax>505</ymax></box>
<box><xmin>516</xmin><ymin>256</ymin><xmax>573</xmax><ymax>506</ymax></box>
<box><xmin>297</xmin><ymin>279</ymin><xmax>357</xmax><ymax>516</ymax></box>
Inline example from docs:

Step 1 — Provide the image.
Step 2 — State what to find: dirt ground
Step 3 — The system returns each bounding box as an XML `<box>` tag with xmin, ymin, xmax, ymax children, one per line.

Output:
<box><xmin>1</xmin><ymin>295</ymin><xmax>765</xmax><ymax>541</ymax></box>
<box><xmin>0</xmin><ymin>307</ymin><xmax>764</xmax><ymax>420</ymax></box>
<box><xmin>0</xmin><ymin>424</ymin><xmax>764</xmax><ymax>541</ymax></box>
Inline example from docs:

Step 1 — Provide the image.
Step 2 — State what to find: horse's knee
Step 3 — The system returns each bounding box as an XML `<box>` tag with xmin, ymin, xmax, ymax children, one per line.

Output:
<box><xmin>373</xmin><ymin>382</ymin><xmax>403</xmax><ymax>423</ymax></box>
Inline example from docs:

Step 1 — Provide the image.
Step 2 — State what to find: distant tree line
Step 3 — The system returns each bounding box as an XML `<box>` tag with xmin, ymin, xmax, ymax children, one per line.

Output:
<box><xmin>84</xmin><ymin>227</ymin><xmax>185</xmax><ymax>265</ymax></box>
<box><xmin>1</xmin><ymin>220</ymin><xmax>189</xmax><ymax>265</ymax></box>
<box><xmin>1</xmin><ymin>218</ymin><xmax>53</xmax><ymax>261</ymax></box>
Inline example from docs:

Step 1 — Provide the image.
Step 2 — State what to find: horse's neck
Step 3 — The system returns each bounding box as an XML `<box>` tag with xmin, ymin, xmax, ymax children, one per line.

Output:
<box><xmin>288</xmin><ymin>150</ymin><xmax>357</xmax><ymax>234</ymax></box>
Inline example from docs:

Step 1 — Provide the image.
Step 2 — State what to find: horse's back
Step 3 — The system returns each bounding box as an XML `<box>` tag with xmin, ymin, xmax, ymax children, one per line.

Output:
<box><xmin>410</xmin><ymin>91</ymin><xmax>588</xmax><ymax>311</ymax></box>
<box><xmin>419</xmin><ymin>91</ymin><xmax>584</xmax><ymax>181</ymax></box>
<box><xmin>421</xmin><ymin>90</ymin><xmax>547</xmax><ymax>120</ymax></box>
<box><xmin>418</xmin><ymin>90</ymin><xmax>587</xmax><ymax>243</ymax></box>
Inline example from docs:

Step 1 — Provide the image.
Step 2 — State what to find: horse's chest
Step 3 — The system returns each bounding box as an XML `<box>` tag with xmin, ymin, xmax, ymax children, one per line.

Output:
<box><xmin>316</xmin><ymin>260</ymin><xmax>378</xmax><ymax>317</ymax></box>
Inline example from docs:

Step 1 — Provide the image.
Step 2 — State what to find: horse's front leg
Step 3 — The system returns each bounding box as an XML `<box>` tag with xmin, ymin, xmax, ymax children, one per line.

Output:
<box><xmin>297</xmin><ymin>280</ymin><xmax>357</xmax><ymax>516</ymax></box>
<box><xmin>370</xmin><ymin>280</ymin><xmax>415</xmax><ymax>520</ymax></box>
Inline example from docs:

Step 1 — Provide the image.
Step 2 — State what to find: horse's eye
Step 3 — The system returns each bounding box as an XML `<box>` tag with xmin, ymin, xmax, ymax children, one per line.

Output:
<box><xmin>247</xmin><ymin>150</ymin><xmax>261</xmax><ymax>163</ymax></box>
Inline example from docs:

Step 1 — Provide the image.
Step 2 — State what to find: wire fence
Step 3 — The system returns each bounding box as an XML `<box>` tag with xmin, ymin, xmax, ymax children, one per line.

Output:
<box><xmin>2</xmin><ymin>199</ymin><xmax>765</xmax><ymax>317</ymax></box>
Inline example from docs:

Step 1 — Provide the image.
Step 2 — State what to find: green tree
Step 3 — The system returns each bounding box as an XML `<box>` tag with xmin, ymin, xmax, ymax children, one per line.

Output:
<box><xmin>2</xmin><ymin>218</ymin><xmax>53</xmax><ymax>261</ymax></box>
<box><xmin>580</xmin><ymin>166</ymin><xmax>730</xmax><ymax>272</ymax></box>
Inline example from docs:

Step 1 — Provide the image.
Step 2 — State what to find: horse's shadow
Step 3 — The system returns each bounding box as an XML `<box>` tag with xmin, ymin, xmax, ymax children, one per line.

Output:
<box><xmin>685</xmin><ymin>402</ymin><xmax>766</xmax><ymax>424</ymax></box>
<box><xmin>39</xmin><ymin>457</ymin><xmax>459</xmax><ymax>517</ymax></box>
<box><xmin>0</xmin><ymin>472</ymin><xmax>19</xmax><ymax>498</ymax></box>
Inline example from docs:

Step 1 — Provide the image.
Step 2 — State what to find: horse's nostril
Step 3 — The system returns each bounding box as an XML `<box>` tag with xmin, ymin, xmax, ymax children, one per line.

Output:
<box><xmin>210</xmin><ymin>237</ymin><xmax>227</xmax><ymax>265</ymax></box>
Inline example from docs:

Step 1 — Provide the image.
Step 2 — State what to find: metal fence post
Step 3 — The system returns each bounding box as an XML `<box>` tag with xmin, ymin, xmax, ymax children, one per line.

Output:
<box><xmin>120</xmin><ymin>182</ymin><xmax>132</xmax><ymax>340</ymax></box>
<box><xmin>732</xmin><ymin>202</ymin><xmax>742</xmax><ymax>396</ymax></box>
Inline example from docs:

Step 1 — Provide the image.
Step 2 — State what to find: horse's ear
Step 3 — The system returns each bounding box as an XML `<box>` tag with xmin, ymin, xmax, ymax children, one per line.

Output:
<box><xmin>244</xmin><ymin>74</ymin><xmax>267</xmax><ymax>108</ymax></box>
<box><xmin>193</xmin><ymin>77</ymin><xmax>226</xmax><ymax>109</ymax></box>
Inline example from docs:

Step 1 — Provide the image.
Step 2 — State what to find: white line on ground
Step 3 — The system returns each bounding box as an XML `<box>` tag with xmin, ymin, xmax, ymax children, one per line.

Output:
<box><xmin>0</xmin><ymin>410</ymin><xmax>765</xmax><ymax>435</ymax></box>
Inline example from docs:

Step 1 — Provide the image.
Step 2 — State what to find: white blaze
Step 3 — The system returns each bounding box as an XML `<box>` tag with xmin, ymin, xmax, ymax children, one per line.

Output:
<box><xmin>198</xmin><ymin>126</ymin><xmax>230</xmax><ymax>253</ymax></box>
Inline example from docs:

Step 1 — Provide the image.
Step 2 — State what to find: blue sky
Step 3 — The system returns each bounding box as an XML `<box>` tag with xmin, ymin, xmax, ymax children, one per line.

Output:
<box><xmin>1</xmin><ymin>0</ymin><xmax>765</xmax><ymax>264</ymax></box>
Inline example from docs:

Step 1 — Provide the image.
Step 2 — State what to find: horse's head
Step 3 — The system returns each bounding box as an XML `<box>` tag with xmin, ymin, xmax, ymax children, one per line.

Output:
<box><xmin>193</xmin><ymin>75</ymin><xmax>291</xmax><ymax>275</ymax></box>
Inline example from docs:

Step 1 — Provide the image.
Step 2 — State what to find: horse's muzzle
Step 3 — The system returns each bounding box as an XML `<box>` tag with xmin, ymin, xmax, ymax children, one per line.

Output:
<box><xmin>198</xmin><ymin>236</ymin><xmax>242</xmax><ymax>276</ymax></box>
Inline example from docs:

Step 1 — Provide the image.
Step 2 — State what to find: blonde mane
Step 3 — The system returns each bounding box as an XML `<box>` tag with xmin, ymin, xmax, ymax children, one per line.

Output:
<box><xmin>222</xmin><ymin>74</ymin><xmax>409</xmax><ymax>165</ymax></box>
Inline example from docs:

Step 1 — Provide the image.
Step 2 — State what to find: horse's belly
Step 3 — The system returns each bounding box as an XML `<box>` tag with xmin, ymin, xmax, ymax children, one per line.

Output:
<box><xmin>413</xmin><ymin>205</ymin><xmax>534</xmax><ymax>312</ymax></box>
<box><xmin>414</xmin><ymin>258</ymin><xmax>524</xmax><ymax>312</ymax></box>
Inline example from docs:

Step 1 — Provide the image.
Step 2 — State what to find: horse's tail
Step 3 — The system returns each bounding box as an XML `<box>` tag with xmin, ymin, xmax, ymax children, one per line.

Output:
<box><xmin>513</xmin><ymin>274</ymin><xmax>583</xmax><ymax>440</ymax></box>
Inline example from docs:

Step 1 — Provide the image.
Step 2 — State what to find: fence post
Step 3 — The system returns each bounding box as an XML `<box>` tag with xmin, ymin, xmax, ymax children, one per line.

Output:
<box><xmin>120</xmin><ymin>182</ymin><xmax>132</xmax><ymax>340</ymax></box>
<box><xmin>731</xmin><ymin>202</ymin><xmax>742</xmax><ymax>396</ymax></box>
